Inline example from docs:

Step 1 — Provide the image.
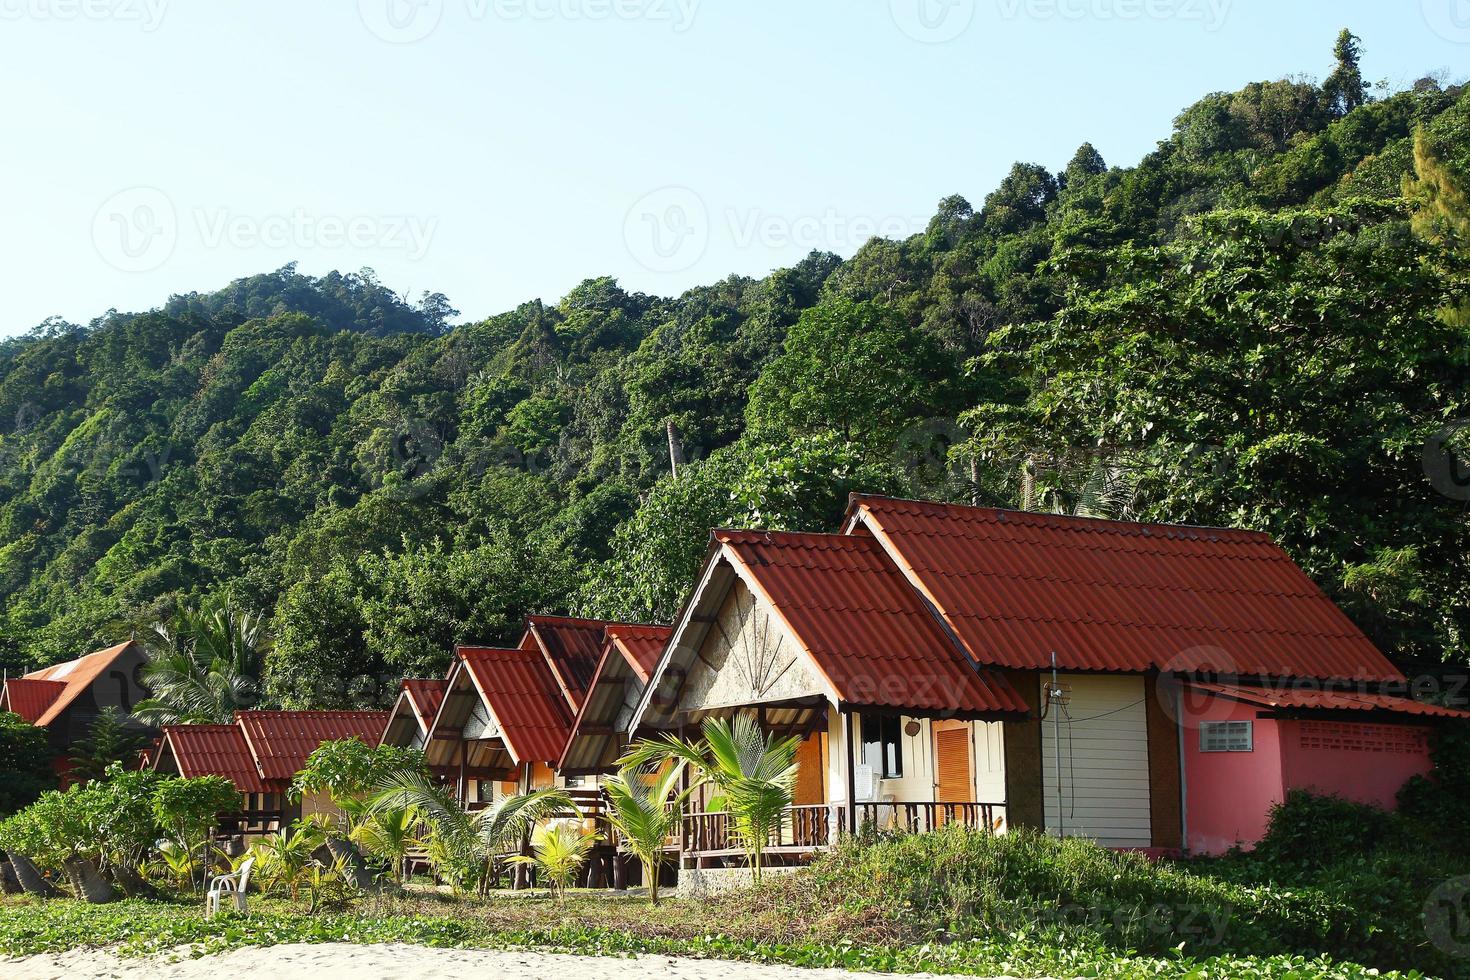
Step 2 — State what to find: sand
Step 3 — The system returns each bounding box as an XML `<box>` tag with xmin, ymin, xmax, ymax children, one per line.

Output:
<box><xmin>1</xmin><ymin>943</ymin><xmax>1012</xmax><ymax>980</ymax></box>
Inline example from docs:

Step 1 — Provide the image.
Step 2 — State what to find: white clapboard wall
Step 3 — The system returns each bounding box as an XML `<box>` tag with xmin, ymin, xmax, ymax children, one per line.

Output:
<box><xmin>1040</xmin><ymin>674</ymin><xmax>1151</xmax><ymax>848</ymax></box>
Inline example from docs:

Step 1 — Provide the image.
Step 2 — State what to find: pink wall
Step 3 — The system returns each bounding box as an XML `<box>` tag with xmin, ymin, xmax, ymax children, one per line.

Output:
<box><xmin>1279</xmin><ymin>719</ymin><xmax>1432</xmax><ymax>808</ymax></box>
<box><xmin>1182</xmin><ymin>692</ymin><xmax>1436</xmax><ymax>854</ymax></box>
<box><xmin>1182</xmin><ymin>696</ymin><xmax>1284</xmax><ymax>855</ymax></box>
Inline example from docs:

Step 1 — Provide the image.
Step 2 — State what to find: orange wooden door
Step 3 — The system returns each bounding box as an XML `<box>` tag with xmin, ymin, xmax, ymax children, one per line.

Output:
<box><xmin>935</xmin><ymin>727</ymin><xmax>971</xmax><ymax>825</ymax></box>
<box><xmin>793</xmin><ymin>733</ymin><xmax>825</xmax><ymax>806</ymax></box>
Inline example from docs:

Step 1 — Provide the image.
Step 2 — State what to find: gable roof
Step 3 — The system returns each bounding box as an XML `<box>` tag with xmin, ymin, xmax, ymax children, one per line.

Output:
<box><xmin>460</xmin><ymin>646</ymin><xmax>574</xmax><ymax>765</ymax></box>
<box><xmin>156</xmin><ymin>724</ymin><xmax>266</xmax><ymax>793</ymax></box>
<box><xmin>3</xmin><ymin>641</ymin><xmax>142</xmax><ymax>727</ymax></box>
<box><xmin>558</xmin><ymin>624</ymin><xmax>671</xmax><ymax>773</ymax></box>
<box><xmin>521</xmin><ymin>616</ymin><xmax>613</xmax><ymax>712</ymax></box>
<box><xmin>1</xmin><ymin>678</ymin><xmax>67</xmax><ymax>724</ymax></box>
<box><xmin>235</xmin><ymin>710</ymin><xmax>389</xmax><ymax>782</ymax></box>
<box><xmin>382</xmin><ymin>679</ymin><xmax>449</xmax><ymax>748</ymax></box>
<box><xmin>715</xmin><ymin>530</ymin><xmax>1029</xmax><ymax>717</ymax></box>
<box><xmin>604</xmin><ymin>624</ymin><xmax>671</xmax><ymax>685</ymax></box>
<box><xmin>846</xmin><ymin>495</ymin><xmax>1403</xmax><ymax>683</ymax></box>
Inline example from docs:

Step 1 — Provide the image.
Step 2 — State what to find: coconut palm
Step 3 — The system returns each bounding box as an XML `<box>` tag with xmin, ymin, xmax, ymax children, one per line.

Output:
<box><xmin>509</xmin><ymin>823</ymin><xmax>598</xmax><ymax>899</ymax></box>
<box><xmin>622</xmin><ymin>714</ymin><xmax>799</xmax><ymax>885</ymax></box>
<box><xmin>600</xmin><ymin>762</ymin><xmax>693</xmax><ymax>904</ymax></box>
<box><xmin>132</xmin><ymin>597</ymin><xmax>272</xmax><ymax>726</ymax></box>
<box><xmin>350</xmin><ymin>801</ymin><xmax>420</xmax><ymax>888</ymax></box>
<box><xmin>368</xmin><ymin>771</ymin><xmax>574</xmax><ymax>896</ymax></box>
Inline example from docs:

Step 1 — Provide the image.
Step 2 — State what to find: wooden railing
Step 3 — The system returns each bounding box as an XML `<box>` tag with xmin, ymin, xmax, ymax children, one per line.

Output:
<box><xmin>675</xmin><ymin>800</ymin><xmax>1005</xmax><ymax>857</ymax></box>
<box><xmin>846</xmin><ymin>800</ymin><xmax>1002</xmax><ymax>835</ymax></box>
<box><xmin>679</xmin><ymin>803</ymin><xmax>833</xmax><ymax>855</ymax></box>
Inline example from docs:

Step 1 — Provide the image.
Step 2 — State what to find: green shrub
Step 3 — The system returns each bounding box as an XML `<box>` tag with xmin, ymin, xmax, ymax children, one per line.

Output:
<box><xmin>1252</xmin><ymin>790</ymin><xmax>1400</xmax><ymax>872</ymax></box>
<box><xmin>0</xmin><ymin>712</ymin><xmax>55</xmax><ymax>816</ymax></box>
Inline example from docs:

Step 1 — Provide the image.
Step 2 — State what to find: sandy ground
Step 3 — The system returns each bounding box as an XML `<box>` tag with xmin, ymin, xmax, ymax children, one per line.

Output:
<box><xmin>1</xmin><ymin>943</ymin><xmax>1012</xmax><ymax>980</ymax></box>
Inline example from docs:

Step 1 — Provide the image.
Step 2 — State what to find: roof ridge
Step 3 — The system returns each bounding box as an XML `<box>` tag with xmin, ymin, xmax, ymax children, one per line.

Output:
<box><xmin>851</xmin><ymin>494</ymin><xmax>1274</xmax><ymax>540</ymax></box>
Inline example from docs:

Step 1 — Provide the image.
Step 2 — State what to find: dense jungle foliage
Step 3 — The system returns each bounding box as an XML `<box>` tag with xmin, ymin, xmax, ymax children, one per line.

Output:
<box><xmin>1</xmin><ymin>34</ymin><xmax>1467</xmax><ymax>706</ymax></box>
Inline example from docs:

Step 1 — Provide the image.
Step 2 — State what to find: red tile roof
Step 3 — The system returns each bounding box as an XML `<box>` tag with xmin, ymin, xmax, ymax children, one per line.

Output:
<box><xmin>717</xmin><ymin>530</ymin><xmax>1029</xmax><ymax>717</ymax></box>
<box><xmin>6</xmin><ymin>641</ymin><xmax>142</xmax><ymax>727</ymax></box>
<box><xmin>604</xmin><ymin>625</ymin><xmax>671</xmax><ymax>684</ymax></box>
<box><xmin>2</xmin><ymin>678</ymin><xmax>67</xmax><ymax>723</ymax></box>
<box><xmin>1189</xmin><ymin>681</ymin><xmax>1470</xmax><ymax>719</ymax></box>
<box><xmin>159</xmin><ymin>724</ymin><xmax>266</xmax><ymax>793</ymax></box>
<box><xmin>847</xmin><ymin>496</ymin><xmax>1403</xmax><ymax>683</ymax></box>
<box><xmin>460</xmin><ymin>646</ymin><xmax>574</xmax><ymax>765</ymax></box>
<box><xmin>522</xmin><ymin>616</ymin><xmax>611</xmax><ymax>711</ymax></box>
<box><xmin>401</xmin><ymin>679</ymin><xmax>448</xmax><ymax>731</ymax></box>
<box><xmin>235</xmin><ymin>710</ymin><xmax>390</xmax><ymax>782</ymax></box>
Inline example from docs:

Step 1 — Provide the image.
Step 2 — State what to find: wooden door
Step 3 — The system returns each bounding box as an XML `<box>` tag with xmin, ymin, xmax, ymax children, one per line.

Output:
<box><xmin>793</xmin><ymin>732</ymin><xmax>825</xmax><ymax>806</ymax></box>
<box><xmin>935</xmin><ymin>726</ymin><xmax>972</xmax><ymax>822</ymax></box>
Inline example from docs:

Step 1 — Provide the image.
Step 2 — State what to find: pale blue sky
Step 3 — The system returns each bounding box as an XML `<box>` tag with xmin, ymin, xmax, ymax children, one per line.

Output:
<box><xmin>0</xmin><ymin>1</ymin><xmax>1466</xmax><ymax>335</ymax></box>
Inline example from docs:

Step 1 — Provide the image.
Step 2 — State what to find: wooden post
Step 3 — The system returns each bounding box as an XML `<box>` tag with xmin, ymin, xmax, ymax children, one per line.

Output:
<box><xmin>514</xmin><ymin>761</ymin><xmax>532</xmax><ymax>890</ymax></box>
<box><xmin>457</xmin><ymin>740</ymin><xmax>468</xmax><ymax>807</ymax></box>
<box><xmin>844</xmin><ymin>708</ymin><xmax>857</xmax><ymax>836</ymax></box>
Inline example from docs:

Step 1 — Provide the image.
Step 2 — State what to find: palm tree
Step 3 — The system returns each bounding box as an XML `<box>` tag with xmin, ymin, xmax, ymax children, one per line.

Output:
<box><xmin>600</xmin><ymin>762</ymin><xmax>692</xmax><ymax>904</ymax></box>
<box><xmin>509</xmin><ymin>823</ymin><xmax>598</xmax><ymax>900</ymax></box>
<box><xmin>350</xmin><ymin>801</ymin><xmax>420</xmax><ymax>888</ymax></box>
<box><xmin>368</xmin><ymin>771</ymin><xmax>574</xmax><ymax>897</ymax></box>
<box><xmin>622</xmin><ymin>714</ymin><xmax>799</xmax><ymax>885</ymax></box>
<box><xmin>133</xmin><ymin>597</ymin><xmax>272</xmax><ymax>726</ymax></box>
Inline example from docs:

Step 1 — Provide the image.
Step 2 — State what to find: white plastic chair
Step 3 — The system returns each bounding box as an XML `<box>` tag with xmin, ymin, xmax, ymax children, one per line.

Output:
<box><xmin>205</xmin><ymin>856</ymin><xmax>254</xmax><ymax>919</ymax></box>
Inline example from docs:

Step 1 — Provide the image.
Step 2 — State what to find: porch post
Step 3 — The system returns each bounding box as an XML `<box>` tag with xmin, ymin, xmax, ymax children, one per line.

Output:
<box><xmin>515</xmin><ymin>761</ymin><xmax>532</xmax><ymax>890</ymax></box>
<box><xmin>457</xmin><ymin>739</ymin><xmax>467</xmax><ymax>806</ymax></box>
<box><xmin>844</xmin><ymin>707</ymin><xmax>856</xmax><ymax>836</ymax></box>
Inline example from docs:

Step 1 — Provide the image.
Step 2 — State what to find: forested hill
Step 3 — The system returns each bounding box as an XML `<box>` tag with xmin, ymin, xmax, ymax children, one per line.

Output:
<box><xmin>2</xmin><ymin>35</ymin><xmax>1468</xmax><ymax>706</ymax></box>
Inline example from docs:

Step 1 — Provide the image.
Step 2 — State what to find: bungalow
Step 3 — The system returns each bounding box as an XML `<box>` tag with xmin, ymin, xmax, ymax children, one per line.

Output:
<box><xmin>397</xmin><ymin>615</ymin><xmax>665</xmax><ymax>806</ymax></box>
<box><xmin>0</xmin><ymin>641</ymin><xmax>151</xmax><ymax>779</ymax></box>
<box><xmin>381</xmin><ymin>679</ymin><xmax>448</xmax><ymax>752</ymax></box>
<box><xmin>152</xmin><ymin>709</ymin><xmax>389</xmax><ymax>840</ymax></box>
<box><xmin>628</xmin><ymin>495</ymin><xmax>1470</xmax><ymax>863</ymax></box>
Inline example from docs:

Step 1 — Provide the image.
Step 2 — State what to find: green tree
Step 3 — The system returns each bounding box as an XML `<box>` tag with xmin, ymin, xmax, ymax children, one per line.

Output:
<box><xmin>600</xmin><ymin>761</ymin><xmax>693</xmax><ymax>904</ymax></box>
<box><xmin>0</xmin><ymin>712</ymin><xmax>55</xmax><ymax>815</ymax></box>
<box><xmin>150</xmin><ymin>776</ymin><xmax>242</xmax><ymax>892</ymax></box>
<box><xmin>746</xmin><ymin>299</ymin><xmax>963</xmax><ymax>448</ymax></box>
<box><xmin>133</xmin><ymin>597</ymin><xmax>272</xmax><ymax>726</ymax></box>
<box><xmin>623</xmin><ymin>715</ymin><xmax>798</xmax><ymax>885</ymax></box>
<box><xmin>68</xmin><ymin>707</ymin><xmax>150</xmax><ymax>785</ymax></box>
<box><xmin>1403</xmin><ymin>127</ymin><xmax>1470</xmax><ymax>328</ymax></box>
<box><xmin>1323</xmin><ymin>29</ymin><xmax>1368</xmax><ymax>118</ymax></box>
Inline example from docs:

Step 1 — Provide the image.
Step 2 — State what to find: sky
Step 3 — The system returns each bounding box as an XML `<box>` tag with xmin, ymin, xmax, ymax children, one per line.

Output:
<box><xmin>0</xmin><ymin>1</ymin><xmax>1466</xmax><ymax>336</ymax></box>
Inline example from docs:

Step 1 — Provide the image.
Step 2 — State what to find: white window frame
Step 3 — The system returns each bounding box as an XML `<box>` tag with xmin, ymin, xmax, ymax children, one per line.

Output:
<box><xmin>1199</xmin><ymin>720</ymin><xmax>1254</xmax><ymax>753</ymax></box>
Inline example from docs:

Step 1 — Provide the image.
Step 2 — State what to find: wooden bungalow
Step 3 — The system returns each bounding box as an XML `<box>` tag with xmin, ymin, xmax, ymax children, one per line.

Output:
<box><xmin>0</xmin><ymin>641</ymin><xmax>151</xmax><ymax>780</ymax></box>
<box><xmin>625</xmin><ymin>495</ymin><xmax>1470</xmax><ymax>867</ymax></box>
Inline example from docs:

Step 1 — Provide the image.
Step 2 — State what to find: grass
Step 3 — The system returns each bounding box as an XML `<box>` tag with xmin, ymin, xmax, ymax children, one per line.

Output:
<box><xmin>1</xmin><ymin>825</ymin><xmax>1451</xmax><ymax>979</ymax></box>
<box><xmin>0</xmin><ymin>892</ymin><xmax>1419</xmax><ymax>978</ymax></box>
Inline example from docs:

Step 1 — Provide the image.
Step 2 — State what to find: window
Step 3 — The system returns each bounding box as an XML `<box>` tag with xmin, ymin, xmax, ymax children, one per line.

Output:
<box><xmin>862</xmin><ymin>713</ymin><xmax>905</xmax><ymax>778</ymax></box>
<box><xmin>1199</xmin><ymin>720</ymin><xmax>1253</xmax><ymax>753</ymax></box>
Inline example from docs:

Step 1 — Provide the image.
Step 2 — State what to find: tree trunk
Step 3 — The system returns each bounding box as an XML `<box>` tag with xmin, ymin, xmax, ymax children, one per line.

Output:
<box><xmin>8</xmin><ymin>854</ymin><xmax>60</xmax><ymax>898</ymax></box>
<box><xmin>0</xmin><ymin>857</ymin><xmax>23</xmax><ymax>895</ymax></box>
<box><xmin>63</xmin><ymin>856</ymin><xmax>115</xmax><ymax>904</ymax></box>
<box><xmin>323</xmin><ymin>836</ymin><xmax>380</xmax><ymax>892</ymax></box>
<box><xmin>645</xmin><ymin>858</ymin><xmax>658</xmax><ymax>905</ymax></box>
<box><xmin>110</xmin><ymin>862</ymin><xmax>156</xmax><ymax>898</ymax></box>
